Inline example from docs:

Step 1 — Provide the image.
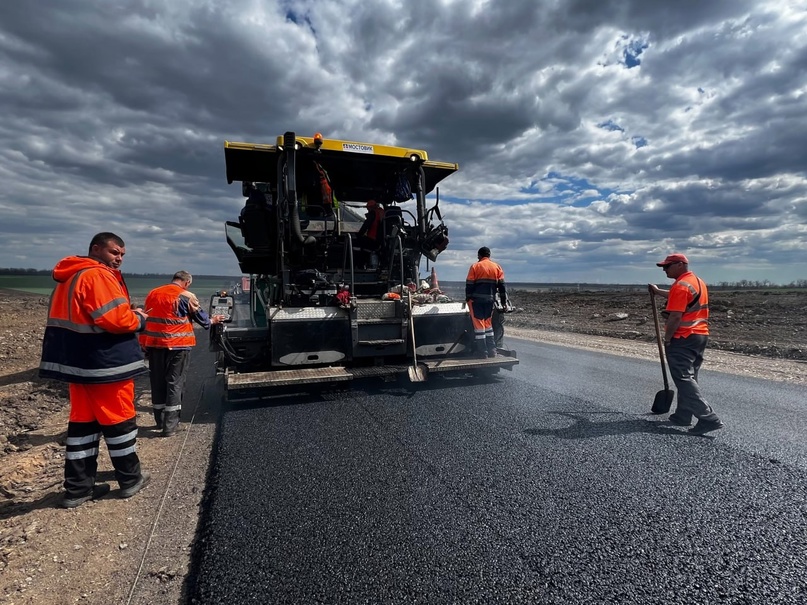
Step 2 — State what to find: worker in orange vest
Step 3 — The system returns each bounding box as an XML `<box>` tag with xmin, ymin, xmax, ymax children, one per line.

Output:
<box><xmin>465</xmin><ymin>246</ymin><xmax>508</xmax><ymax>358</ymax></box>
<box><xmin>140</xmin><ymin>271</ymin><xmax>227</xmax><ymax>436</ymax></box>
<box><xmin>650</xmin><ymin>253</ymin><xmax>723</xmax><ymax>435</ymax></box>
<box><xmin>39</xmin><ymin>232</ymin><xmax>150</xmax><ymax>508</ymax></box>
<box><xmin>358</xmin><ymin>199</ymin><xmax>384</xmax><ymax>245</ymax></box>
<box><xmin>357</xmin><ymin>199</ymin><xmax>385</xmax><ymax>266</ymax></box>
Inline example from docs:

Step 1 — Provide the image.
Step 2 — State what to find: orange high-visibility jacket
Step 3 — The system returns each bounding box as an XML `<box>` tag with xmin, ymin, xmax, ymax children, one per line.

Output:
<box><xmin>465</xmin><ymin>257</ymin><xmax>507</xmax><ymax>303</ymax></box>
<box><xmin>666</xmin><ymin>271</ymin><xmax>709</xmax><ymax>338</ymax></box>
<box><xmin>139</xmin><ymin>283</ymin><xmax>197</xmax><ymax>349</ymax></box>
<box><xmin>39</xmin><ymin>256</ymin><xmax>147</xmax><ymax>384</ymax></box>
<box><xmin>360</xmin><ymin>206</ymin><xmax>385</xmax><ymax>241</ymax></box>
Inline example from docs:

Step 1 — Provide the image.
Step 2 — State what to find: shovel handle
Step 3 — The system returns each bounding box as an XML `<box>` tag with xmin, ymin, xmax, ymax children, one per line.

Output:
<box><xmin>408</xmin><ymin>291</ymin><xmax>418</xmax><ymax>365</ymax></box>
<box><xmin>649</xmin><ymin>290</ymin><xmax>671</xmax><ymax>391</ymax></box>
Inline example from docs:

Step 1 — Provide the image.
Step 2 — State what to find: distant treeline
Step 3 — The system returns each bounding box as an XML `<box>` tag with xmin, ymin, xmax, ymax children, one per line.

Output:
<box><xmin>0</xmin><ymin>268</ymin><xmax>237</xmax><ymax>280</ymax></box>
<box><xmin>713</xmin><ymin>279</ymin><xmax>807</xmax><ymax>289</ymax></box>
<box><xmin>1</xmin><ymin>269</ymin><xmax>804</xmax><ymax>290</ymax></box>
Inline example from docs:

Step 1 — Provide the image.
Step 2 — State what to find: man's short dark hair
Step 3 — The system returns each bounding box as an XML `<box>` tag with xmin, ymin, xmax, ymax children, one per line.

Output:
<box><xmin>173</xmin><ymin>270</ymin><xmax>192</xmax><ymax>283</ymax></box>
<box><xmin>478</xmin><ymin>246</ymin><xmax>491</xmax><ymax>258</ymax></box>
<box><xmin>88</xmin><ymin>232</ymin><xmax>125</xmax><ymax>254</ymax></box>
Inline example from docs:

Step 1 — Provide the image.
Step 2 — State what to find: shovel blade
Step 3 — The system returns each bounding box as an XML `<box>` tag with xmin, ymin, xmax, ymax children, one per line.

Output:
<box><xmin>408</xmin><ymin>364</ymin><xmax>428</xmax><ymax>383</ymax></box>
<box><xmin>651</xmin><ymin>389</ymin><xmax>675</xmax><ymax>414</ymax></box>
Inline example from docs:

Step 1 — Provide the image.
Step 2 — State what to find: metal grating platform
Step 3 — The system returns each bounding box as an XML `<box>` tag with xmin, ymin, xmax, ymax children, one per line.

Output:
<box><xmin>227</xmin><ymin>367</ymin><xmax>353</xmax><ymax>389</ymax></box>
<box><xmin>225</xmin><ymin>348</ymin><xmax>518</xmax><ymax>392</ymax></box>
<box><xmin>422</xmin><ymin>355</ymin><xmax>519</xmax><ymax>373</ymax></box>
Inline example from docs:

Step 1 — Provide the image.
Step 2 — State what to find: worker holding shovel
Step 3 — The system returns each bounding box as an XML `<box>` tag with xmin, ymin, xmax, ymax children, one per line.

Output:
<box><xmin>649</xmin><ymin>253</ymin><xmax>724</xmax><ymax>435</ymax></box>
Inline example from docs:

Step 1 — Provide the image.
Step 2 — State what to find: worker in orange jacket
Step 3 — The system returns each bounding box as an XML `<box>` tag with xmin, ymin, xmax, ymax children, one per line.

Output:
<box><xmin>358</xmin><ymin>199</ymin><xmax>385</xmax><ymax>247</ymax></box>
<box><xmin>465</xmin><ymin>246</ymin><xmax>508</xmax><ymax>358</ymax></box>
<box><xmin>357</xmin><ymin>198</ymin><xmax>385</xmax><ymax>265</ymax></box>
<box><xmin>140</xmin><ymin>271</ymin><xmax>226</xmax><ymax>436</ymax></box>
<box><xmin>650</xmin><ymin>253</ymin><xmax>724</xmax><ymax>435</ymax></box>
<box><xmin>39</xmin><ymin>232</ymin><xmax>150</xmax><ymax>508</ymax></box>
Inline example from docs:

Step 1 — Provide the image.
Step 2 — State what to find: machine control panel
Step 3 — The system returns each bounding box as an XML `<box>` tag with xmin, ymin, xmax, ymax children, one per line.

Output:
<box><xmin>209</xmin><ymin>292</ymin><xmax>234</xmax><ymax>323</ymax></box>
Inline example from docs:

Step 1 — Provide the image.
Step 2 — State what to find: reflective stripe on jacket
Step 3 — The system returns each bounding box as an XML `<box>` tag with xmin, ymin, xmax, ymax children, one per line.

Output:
<box><xmin>465</xmin><ymin>257</ymin><xmax>507</xmax><ymax>303</ymax></box>
<box><xmin>39</xmin><ymin>257</ymin><xmax>147</xmax><ymax>384</ymax></box>
<box><xmin>666</xmin><ymin>271</ymin><xmax>709</xmax><ymax>338</ymax></box>
<box><xmin>139</xmin><ymin>283</ymin><xmax>197</xmax><ymax>349</ymax></box>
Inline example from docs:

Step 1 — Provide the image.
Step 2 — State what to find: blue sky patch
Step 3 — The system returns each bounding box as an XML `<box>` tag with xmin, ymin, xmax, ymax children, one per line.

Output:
<box><xmin>623</xmin><ymin>37</ymin><xmax>649</xmax><ymax>68</ymax></box>
<box><xmin>598</xmin><ymin>119</ymin><xmax>624</xmax><ymax>132</ymax></box>
<box><xmin>521</xmin><ymin>172</ymin><xmax>617</xmax><ymax>207</ymax></box>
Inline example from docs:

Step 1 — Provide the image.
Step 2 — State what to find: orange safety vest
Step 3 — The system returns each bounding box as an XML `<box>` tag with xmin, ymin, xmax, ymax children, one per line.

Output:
<box><xmin>39</xmin><ymin>256</ymin><xmax>147</xmax><ymax>384</ymax></box>
<box><xmin>369</xmin><ymin>207</ymin><xmax>385</xmax><ymax>240</ymax></box>
<box><xmin>666</xmin><ymin>271</ymin><xmax>709</xmax><ymax>338</ymax></box>
<box><xmin>139</xmin><ymin>283</ymin><xmax>197</xmax><ymax>349</ymax></box>
<box><xmin>465</xmin><ymin>257</ymin><xmax>506</xmax><ymax>302</ymax></box>
<box><xmin>359</xmin><ymin>206</ymin><xmax>384</xmax><ymax>241</ymax></box>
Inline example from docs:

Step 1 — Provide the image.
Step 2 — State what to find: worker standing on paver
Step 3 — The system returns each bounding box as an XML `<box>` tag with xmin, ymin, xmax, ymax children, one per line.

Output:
<box><xmin>465</xmin><ymin>247</ymin><xmax>508</xmax><ymax>358</ymax></box>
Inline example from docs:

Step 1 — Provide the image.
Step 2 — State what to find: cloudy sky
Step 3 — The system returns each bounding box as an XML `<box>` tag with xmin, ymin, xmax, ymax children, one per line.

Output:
<box><xmin>1</xmin><ymin>0</ymin><xmax>805</xmax><ymax>285</ymax></box>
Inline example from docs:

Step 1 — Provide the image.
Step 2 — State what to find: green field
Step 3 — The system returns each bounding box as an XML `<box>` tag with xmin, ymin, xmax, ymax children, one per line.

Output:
<box><xmin>0</xmin><ymin>275</ymin><xmax>240</xmax><ymax>304</ymax></box>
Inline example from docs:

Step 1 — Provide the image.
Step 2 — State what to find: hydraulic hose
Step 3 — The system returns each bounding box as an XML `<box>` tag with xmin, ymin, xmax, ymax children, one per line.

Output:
<box><xmin>212</xmin><ymin>329</ymin><xmax>264</xmax><ymax>366</ymax></box>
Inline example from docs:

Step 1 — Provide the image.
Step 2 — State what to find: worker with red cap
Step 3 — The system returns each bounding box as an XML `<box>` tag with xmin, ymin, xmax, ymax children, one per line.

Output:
<box><xmin>357</xmin><ymin>199</ymin><xmax>385</xmax><ymax>267</ymax></box>
<box><xmin>649</xmin><ymin>253</ymin><xmax>724</xmax><ymax>435</ymax></box>
<box><xmin>357</xmin><ymin>198</ymin><xmax>384</xmax><ymax>245</ymax></box>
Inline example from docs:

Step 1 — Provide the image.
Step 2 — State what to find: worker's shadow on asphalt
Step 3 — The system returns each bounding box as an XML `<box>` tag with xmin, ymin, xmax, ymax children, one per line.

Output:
<box><xmin>524</xmin><ymin>411</ymin><xmax>687</xmax><ymax>439</ymax></box>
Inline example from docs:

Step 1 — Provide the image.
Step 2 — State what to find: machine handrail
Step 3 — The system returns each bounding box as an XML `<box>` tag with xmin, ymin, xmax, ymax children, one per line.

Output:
<box><xmin>342</xmin><ymin>232</ymin><xmax>356</xmax><ymax>296</ymax></box>
<box><xmin>386</xmin><ymin>233</ymin><xmax>405</xmax><ymax>292</ymax></box>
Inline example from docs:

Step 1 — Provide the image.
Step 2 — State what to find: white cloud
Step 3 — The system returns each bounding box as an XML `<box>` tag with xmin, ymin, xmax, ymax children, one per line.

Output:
<box><xmin>0</xmin><ymin>0</ymin><xmax>804</xmax><ymax>287</ymax></box>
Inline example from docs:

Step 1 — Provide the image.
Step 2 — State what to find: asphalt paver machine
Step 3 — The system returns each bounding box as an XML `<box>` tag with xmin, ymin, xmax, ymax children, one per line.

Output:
<box><xmin>210</xmin><ymin>132</ymin><xmax>517</xmax><ymax>400</ymax></box>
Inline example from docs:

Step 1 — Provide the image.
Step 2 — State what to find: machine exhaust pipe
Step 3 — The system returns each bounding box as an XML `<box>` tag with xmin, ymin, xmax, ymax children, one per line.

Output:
<box><xmin>284</xmin><ymin>131</ymin><xmax>315</xmax><ymax>246</ymax></box>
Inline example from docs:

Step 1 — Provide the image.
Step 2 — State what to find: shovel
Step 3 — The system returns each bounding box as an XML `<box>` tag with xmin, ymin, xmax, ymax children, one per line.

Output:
<box><xmin>407</xmin><ymin>291</ymin><xmax>427</xmax><ymax>382</ymax></box>
<box><xmin>649</xmin><ymin>288</ymin><xmax>675</xmax><ymax>414</ymax></box>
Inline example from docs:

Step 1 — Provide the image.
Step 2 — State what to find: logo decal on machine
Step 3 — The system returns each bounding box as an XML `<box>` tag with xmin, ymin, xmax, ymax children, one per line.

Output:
<box><xmin>342</xmin><ymin>143</ymin><xmax>374</xmax><ymax>154</ymax></box>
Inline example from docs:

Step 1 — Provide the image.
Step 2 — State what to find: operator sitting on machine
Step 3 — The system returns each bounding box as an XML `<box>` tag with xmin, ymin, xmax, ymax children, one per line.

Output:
<box><xmin>356</xmin><ymin>199</ymin><xmax>385</xmax><ymax>267</ymax></box>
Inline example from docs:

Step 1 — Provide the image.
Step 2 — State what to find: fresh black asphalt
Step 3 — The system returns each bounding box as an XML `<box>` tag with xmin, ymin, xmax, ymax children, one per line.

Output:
<box><xmin>187</xmin><ymin>338</ymin><xmax>807</xmax><ymax>604</ymax></box>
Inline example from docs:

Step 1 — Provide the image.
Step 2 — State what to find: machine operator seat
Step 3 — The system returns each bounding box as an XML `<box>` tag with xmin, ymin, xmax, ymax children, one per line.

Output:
<box><xmin>383</xmin><ymin>205</ymin><xmax>404</xmax><ymax>239</ymax></box>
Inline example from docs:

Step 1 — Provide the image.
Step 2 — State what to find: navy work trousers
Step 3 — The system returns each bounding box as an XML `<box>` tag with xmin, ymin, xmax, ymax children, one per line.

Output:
<box><xmin>665</xmin><ymin>334</ymin><xmax>720</xmax><ymax>423</ymax></box>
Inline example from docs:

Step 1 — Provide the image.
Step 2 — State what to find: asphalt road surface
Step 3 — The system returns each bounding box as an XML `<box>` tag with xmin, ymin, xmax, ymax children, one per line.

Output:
<box><xmin>187</xmin><ymin>338</ymin><xmax>807</xmax><ymax>604</ymax></box>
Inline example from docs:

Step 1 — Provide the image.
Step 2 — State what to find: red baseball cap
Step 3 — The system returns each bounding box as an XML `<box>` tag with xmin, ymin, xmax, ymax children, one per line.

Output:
<box><xmin>656</xmin><ymin>253</ymin><xmax>689</xmax><ymax>267</ymax></box>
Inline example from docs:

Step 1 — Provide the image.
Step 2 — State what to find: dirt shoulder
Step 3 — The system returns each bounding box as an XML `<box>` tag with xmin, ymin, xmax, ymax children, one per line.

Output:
<box><xmin>0</xmin><ymin>291</ymin><xmax>217</xmax><ymax>605</ymax></box>
<box><xmin>1</xmin><ymin>288</ymin><xmax>805</xmax><ymax>604</ymax></box>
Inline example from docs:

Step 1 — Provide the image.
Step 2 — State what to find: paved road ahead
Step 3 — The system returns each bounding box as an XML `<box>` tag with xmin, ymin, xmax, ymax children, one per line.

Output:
<box><xmin>188</xmin><ymin>338</ymin><xmax>807</xmax><ymax>604</ymax></box>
